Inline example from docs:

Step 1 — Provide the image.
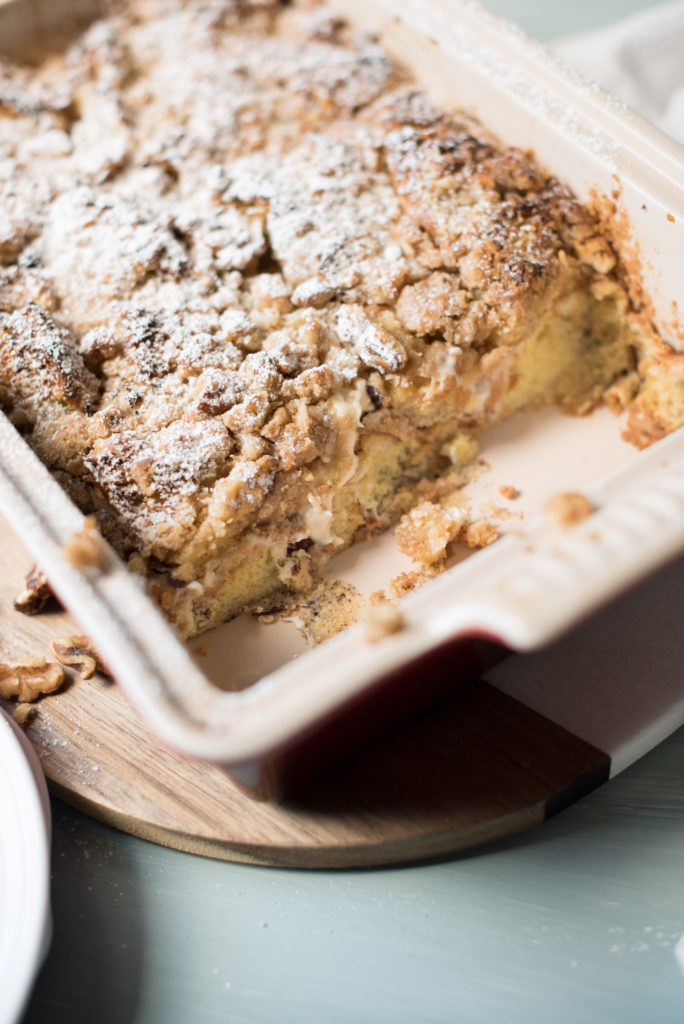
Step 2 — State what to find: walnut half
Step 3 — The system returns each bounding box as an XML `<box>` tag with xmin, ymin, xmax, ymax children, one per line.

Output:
<box><xmin>0</xmin><ymin>659</ymin><xmax>65</xmax><ymax>702</ymax></box>
<box><xmin>50</xmin><ymin>636</ymin><xmax>105</xmax><ymax>679</ymax></box>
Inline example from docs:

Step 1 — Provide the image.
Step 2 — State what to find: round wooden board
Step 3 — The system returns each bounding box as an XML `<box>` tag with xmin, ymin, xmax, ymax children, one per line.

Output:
<box><xmin>0</xmin><ymin>517</ymin><xmax>609</xmax><ymax>868</ymax></box>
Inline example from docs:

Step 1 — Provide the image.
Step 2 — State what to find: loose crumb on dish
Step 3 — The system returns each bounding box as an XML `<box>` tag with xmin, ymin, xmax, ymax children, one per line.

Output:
<box><xmin>371</xmin><ymin>564</ymin><xmax>442</xmax><ymax>605</ymax></box>
<box><xmin>479</xmin><ymin>502</ymin><xmax>521</xmax><ymax>522</ymax></box>
<box><xmin>364</xmin><ymin>601</ymin><xmax>405</xmax><ymax>644</ymax></box>
<box><xmin>621</xmin><ymin>410</ymin><xmax>669</xmax><ymax>450</ymax></box>
<box><xmin>396</xmin><ymin>498</ymin><xmax>500</xmax><ymax>563</ymax></box>
<box><xmin>545</xmin><ymin>491</ymin><xmax>595</xmax><ymax>529</ymax></box>
<box><xmin>499</xmin><ymin>485</ymin><xmax>520</xmax><ymax>500</ymax></box>
<box><xmin>0</xmin><ymin>658</ymin><xmax>65</xmax><ymax>702</ymax></box>
<box><xmin>462</xmin><ymin>520</ymin><xmax>499</xmax><ymax>548</ymax></box>
<box><xmin>260</xmin><ymin>576</ymin><xmax>363</xmax><ymax>646</ymax></box>
<box><xmin>396</xmin><ymin>500</ymin><xmax>468</xmax><ymax>564</ymax></box>
<box><xmin>62</xmin><ymin>516</ymin><xmax>109</xmax><ymax>571</ymax></box>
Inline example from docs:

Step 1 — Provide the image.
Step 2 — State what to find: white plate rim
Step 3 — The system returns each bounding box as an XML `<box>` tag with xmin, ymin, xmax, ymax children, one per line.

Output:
<box><xmin>0</xmin><ymin>709</ymin><xmax>52</xmax><ymax>1024</ymax></box>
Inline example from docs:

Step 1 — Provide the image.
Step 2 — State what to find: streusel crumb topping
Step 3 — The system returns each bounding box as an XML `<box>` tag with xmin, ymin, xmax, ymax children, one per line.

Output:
<box><xmin>0</xmin><ymin>0</ymin><xmax>658</xmax><ymax>634</ymax></box>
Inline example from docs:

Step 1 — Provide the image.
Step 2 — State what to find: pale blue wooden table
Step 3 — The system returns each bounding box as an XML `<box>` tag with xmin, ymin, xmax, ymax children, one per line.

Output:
<box><xmin>24</xmin><ymin>2</ymin><xmax>684</xmax><ymax>1022</ymax></box>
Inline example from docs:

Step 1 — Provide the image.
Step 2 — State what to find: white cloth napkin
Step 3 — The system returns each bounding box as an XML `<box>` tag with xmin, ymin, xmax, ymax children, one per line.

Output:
<box><xmin>552</xmin><ymin>1</ymin><xmax>684</xmax><ymax>144</ymax></box>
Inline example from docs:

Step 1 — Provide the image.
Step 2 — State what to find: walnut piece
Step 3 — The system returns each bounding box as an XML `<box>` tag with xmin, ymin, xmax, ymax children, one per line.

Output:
<box><xmin>13</xmin><ymin>564</ymin><xmax>54</xmax><ymax>615</ymax></box>
<box><xmin>13</xmin><ymin>702</ymin><xmax>37</xmax><ymax>727</ymax></box>
<box><xmin>0</xmin><ymin>659</ymin><xmax>65</xmax><ymax>702</ymax></box>
<box><xmin>50</xmin><ymin>635</ymin><xmax>105</xmax><ymax>679</ymax></box>
<box><xmin>545</xmin><ymin>491</ymin><xmax>595</xmax><ymax>529</ymax></box>
<box><xmin>62</xmin><ymin>516</ymin><xmax>109</xmax><ymax>570</ymax></box>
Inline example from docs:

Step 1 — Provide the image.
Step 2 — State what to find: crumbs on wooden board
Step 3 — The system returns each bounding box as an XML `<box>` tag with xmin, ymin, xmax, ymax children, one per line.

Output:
<box><xmin>5</xmin><ymin>562</ymin><xmax>110</xmax><ymax>718</ymax></box>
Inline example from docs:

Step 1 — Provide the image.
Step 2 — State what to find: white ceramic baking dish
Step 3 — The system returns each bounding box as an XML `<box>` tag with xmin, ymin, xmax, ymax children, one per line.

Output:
<box><xmin>2</xmin><ymin>0</ymin><xmax>684</xmax><ymax>798</ymax></box>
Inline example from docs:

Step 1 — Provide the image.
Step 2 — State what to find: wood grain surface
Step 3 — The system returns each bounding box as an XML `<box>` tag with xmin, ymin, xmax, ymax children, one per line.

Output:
<box><xmin>0</xmin><ymin>515</ymin><xmax>609</xmax><ymax>868</ymax></box>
